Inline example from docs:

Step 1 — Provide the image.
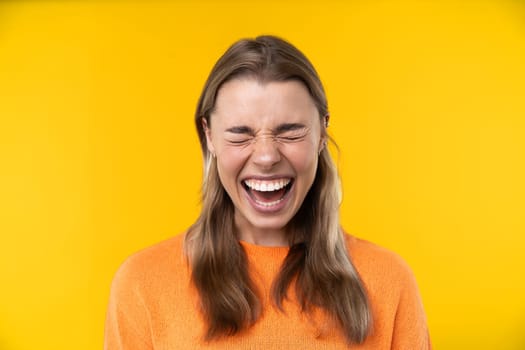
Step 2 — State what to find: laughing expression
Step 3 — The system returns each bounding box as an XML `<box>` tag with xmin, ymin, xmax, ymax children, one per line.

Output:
<box><xmin>204</xmin><ymin>78</ymin><xmax>325</xmax><ymax>246</ymax></box>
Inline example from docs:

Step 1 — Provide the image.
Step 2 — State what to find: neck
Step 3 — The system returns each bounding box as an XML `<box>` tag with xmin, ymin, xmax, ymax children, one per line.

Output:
<box><xmin>234</xmin><ymin>220</ymin><xmax>289</xmax><ymax>247</ymax></box>
<box><xmin>238</xmin><ymin>230</ymin><xmax>289</xmax><ymax>247</ymax></box>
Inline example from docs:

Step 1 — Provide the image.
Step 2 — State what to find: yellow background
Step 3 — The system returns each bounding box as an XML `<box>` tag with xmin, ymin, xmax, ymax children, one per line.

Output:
<box><xmin>1</xmin><ymin>1</ymin><xmax>524</xmax><ymax>349</ymax></box>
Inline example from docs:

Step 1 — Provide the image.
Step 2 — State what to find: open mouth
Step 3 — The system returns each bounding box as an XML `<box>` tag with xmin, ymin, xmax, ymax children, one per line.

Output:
<box><xmin>242</xmin><ymin>178</ymin><xmax>294</xmax><ymax>208</ymax></box>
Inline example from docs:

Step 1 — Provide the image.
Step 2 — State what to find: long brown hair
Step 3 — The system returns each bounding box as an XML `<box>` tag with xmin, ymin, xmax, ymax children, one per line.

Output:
<box><xmin>184</xmin><ymin>35</ymin><xmax>372</xmax><ymax>344</ymax></box>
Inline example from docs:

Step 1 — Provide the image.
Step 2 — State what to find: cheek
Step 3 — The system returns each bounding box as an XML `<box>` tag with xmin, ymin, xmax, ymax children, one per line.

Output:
<box><xmin>216</xmin><ymin>148</ymin><xmax>249</xmax><ymax>182</ymax></box>
<box><xmin>282</xmin><ymin>143</ymin><xmax>319</xmax><ymax>174</ymax></box>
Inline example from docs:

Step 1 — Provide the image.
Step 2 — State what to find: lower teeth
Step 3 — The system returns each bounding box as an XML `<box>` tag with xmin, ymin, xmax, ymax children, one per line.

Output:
<box><xmin>254</xmin><ymin>197</ymin><xmax>284</xmax><ymax>207</ymax></box>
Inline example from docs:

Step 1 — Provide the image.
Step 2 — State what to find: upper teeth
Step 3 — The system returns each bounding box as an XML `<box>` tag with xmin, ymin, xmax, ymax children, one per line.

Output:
<box><xmin>244</xmin><ymin>179</ymin><xmax>291</xmax><ymax>192</ymax></box>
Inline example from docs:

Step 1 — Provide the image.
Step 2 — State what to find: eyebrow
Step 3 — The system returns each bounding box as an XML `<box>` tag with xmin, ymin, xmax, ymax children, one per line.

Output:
<box><xmin>273</xmin><ymin>123</ymin><xmax>306</xmax><ymax>134</ymax></box>
<box><xmin>225</xmin><ymin>126</ymin><xmax>254</xmax><ymax>134</ymax></box>
<box><xmin>225</xmin><ymin>123</ymin><xmax>305</xmax><ymax>134</ymax></box>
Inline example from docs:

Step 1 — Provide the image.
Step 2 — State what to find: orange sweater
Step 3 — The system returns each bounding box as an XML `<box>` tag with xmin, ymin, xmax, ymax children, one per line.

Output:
<box><xmin>104</xmin><ymin>233</ymin><xmax>430</xmax><ymax>349</ymax></box>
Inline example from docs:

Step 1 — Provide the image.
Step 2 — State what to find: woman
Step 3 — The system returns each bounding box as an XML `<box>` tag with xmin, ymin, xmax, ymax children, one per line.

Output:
<box><xmin>105</xmin><ymin>35</ymin><xmax>430</xmax><ymax>349</ymax></box>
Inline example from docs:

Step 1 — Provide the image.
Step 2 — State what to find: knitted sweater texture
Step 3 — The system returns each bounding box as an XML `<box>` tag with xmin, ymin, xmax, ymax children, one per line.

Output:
<box><xmin>104</xmin><ymin>233</ymin><xmax>430</xmax><ymax>349</ymax></box>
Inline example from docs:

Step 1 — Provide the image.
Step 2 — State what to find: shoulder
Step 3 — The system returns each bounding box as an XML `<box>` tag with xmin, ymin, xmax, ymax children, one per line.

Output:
<box><xmin>343</xmin><ymin>234</ymin><xmax>431</xmax><ymax>347</ymax></box>
<box><xmin>343</xmin><ymin>233</ymin><xmax>419</xmax><ymax>294</ymax></box>
<box><xmin>109</xmin><ymin>233</ymin><xmax>187</xmax><ymax>294</ymax></box>
<box><xmin>105</xmin><ymin>234</ymin><xmax>189</xmax><ymax>348</ymax></box>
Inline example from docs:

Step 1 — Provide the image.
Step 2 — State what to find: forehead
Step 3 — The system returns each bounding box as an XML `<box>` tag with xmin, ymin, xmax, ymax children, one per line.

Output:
<box><xmin>211</xmin><ymin>78</ymin><xmax>319</xmax><ymax>127</ymax></box>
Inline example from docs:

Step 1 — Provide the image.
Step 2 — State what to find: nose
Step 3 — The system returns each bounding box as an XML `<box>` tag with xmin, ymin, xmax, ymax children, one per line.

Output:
<box><xmin>251</xmin><ymin>136</ymin><xmax>281</xmax><ymax>169</ymax></box>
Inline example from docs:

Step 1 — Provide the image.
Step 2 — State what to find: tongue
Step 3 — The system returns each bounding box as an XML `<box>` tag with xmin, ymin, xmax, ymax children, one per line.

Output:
<box><xmin>250</xmin><ymin>188</ymin><xmax>286</xmax><ymax>202</ymax></box>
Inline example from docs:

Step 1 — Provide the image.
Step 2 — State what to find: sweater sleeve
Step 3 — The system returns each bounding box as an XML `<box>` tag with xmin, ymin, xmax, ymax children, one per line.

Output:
<box><xmin>390</xmin><ymin>262</ymin><xmax>431</xmax><ymax>350</ymax></box>
<box><xmin>104</xmin><ymin>258</ymin><xmax>154</xmax><ymax>350</ymax></box>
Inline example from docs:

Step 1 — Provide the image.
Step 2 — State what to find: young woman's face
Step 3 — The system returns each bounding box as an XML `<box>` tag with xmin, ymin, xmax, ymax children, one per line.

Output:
<box><xmin>205</xmin><ymin>78</ymin><xmax>325</xmax><ymax>245</ymax></box>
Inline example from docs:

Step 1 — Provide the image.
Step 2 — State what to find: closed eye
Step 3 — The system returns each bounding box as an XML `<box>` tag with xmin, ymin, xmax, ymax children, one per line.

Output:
<box><xmin>226</xmin><ymin>134</ymin><xmax>254</xmax><ymax>145</ymax></box>
<box><xmin>273</xmin><ymin>123</ymin><xmax>309</xmax><ymax>142</ymax></box>
<box><xmin>275</xmin><ymin>128</ymin><xmax>308</xmax><ymax>142</ymax></box>
<box><xmin>277</xmin><ymin>135</ymin><xmax>305</xmax><ymax>142</ymax></box>
<box><xmin>227</xmin><ymin>138</ymin><xmax>252</xmax><ymax>145</ymax></box>
<box><xmin>225</xmin><ymin>125</ymin><xmax>255</xmax><ymax>145</ymax></box>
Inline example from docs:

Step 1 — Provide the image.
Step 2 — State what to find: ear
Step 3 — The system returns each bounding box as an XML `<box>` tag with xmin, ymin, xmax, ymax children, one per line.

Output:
<box><xmin>318</xmin><ymin>137</ymin><xmax>327</xmax><ymax>155</ymax></box>
<box><xmin>318</xmin><ymin>114</ymin><xmax>329</xmax><ymax>154</ymax></box>
<box><xmin>202</xmin><ymin>118</ymin><xmax>216</xmax><ymax>156</ymax></box>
